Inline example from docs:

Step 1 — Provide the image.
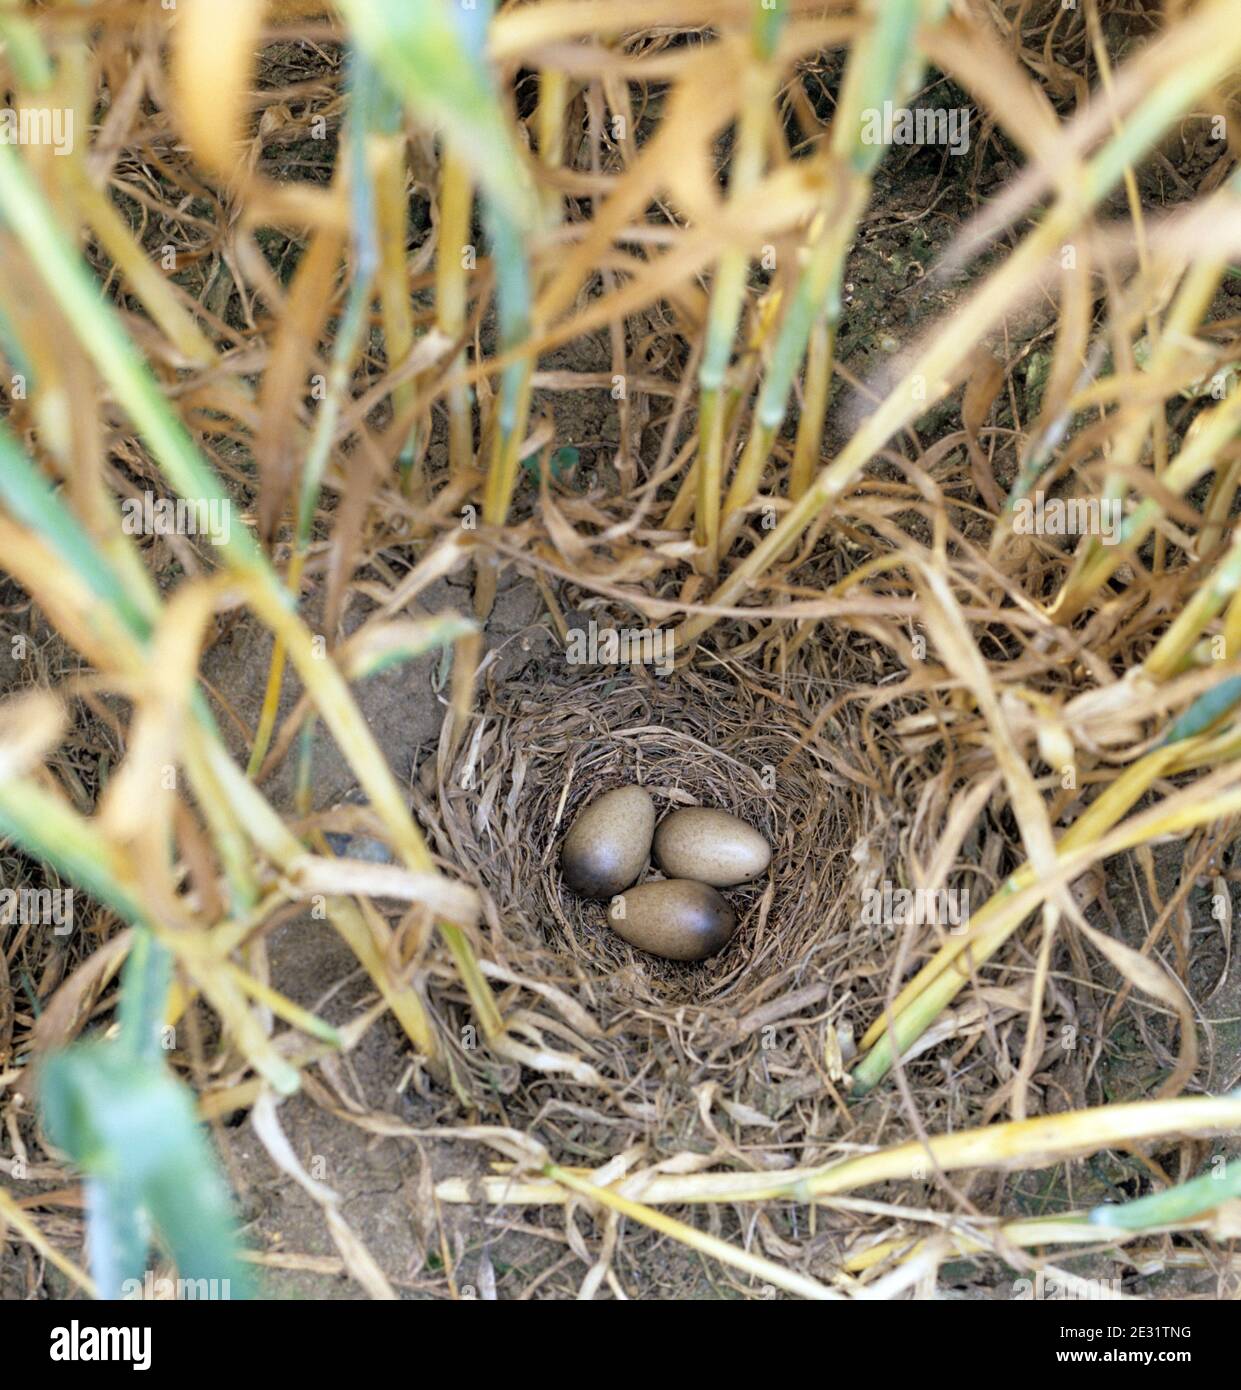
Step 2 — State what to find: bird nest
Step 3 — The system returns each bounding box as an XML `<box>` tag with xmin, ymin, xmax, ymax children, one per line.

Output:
<box><xmin>415</xmin><ymin>625</ymin><xmax>902</xmax><ymax>1114</ymax></box>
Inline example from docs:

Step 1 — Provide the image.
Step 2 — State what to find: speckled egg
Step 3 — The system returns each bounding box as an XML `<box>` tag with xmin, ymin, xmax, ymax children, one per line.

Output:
<box><xmin>607</xmin><ymin>879</ymin><xmax>736</xmax><ymax>961</ymax></box>
<box><xmin>560</xmin><ymin>785</ymin><xmax>655</xmax><ymax>899</ymax></box>
<box><xmin>653</xmin><ymin>807</ymin><xmax>771</xmax><ymax>887</ymax></box>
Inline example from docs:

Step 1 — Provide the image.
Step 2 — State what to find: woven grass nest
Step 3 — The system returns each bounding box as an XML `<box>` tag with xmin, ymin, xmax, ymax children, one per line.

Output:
<box><xmin>416</xmin><ymin>623</ymin><xmax>906</xmax><ymax>1118</ymax></box>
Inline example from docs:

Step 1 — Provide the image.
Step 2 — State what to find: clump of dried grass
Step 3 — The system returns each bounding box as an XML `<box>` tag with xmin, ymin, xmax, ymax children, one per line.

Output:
<box><xmin>428</xmin><ymin>653</ymin><xmax>861</xmax><ymax>1042</ymax></box>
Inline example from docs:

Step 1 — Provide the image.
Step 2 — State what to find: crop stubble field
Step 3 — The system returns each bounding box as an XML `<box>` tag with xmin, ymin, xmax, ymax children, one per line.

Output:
<box><xmin>2</xmin><ymin>0</ymin><xmax>1241</xmax><ymax>1302</ymax></box>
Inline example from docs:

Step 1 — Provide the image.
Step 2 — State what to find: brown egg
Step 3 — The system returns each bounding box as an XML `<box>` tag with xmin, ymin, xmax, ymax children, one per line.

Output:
<box><xmin>607</xmin><ymin>879</ymin><xmax>736</xmax><ymax>961</ymax></box>
<box><xmin>653</xmin><ymin>808</ymin><xmax>771</xmax><ymax>887</ymax></box>
<box><xmin>560</xmin><ymin>785</ymin><xmax>655</xmax><ymax>899</ymax></box>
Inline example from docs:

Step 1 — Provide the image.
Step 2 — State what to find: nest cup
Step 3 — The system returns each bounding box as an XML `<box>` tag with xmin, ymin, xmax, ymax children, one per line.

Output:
<box><xmin>432</xmin><ymin>659</ymin><xmax>872</xmax><ymax>1030</ymax></box>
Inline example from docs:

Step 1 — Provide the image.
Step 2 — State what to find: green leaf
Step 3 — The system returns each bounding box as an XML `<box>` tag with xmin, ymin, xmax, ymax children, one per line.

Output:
<box><xmin>523</xmin><ymin>445</ymin><xmax>579</xmax><ymax>483</ymax></box>
<box><xmin>0</xmin><ymin>423</ymin><xmax>153</xmax><ymax>640</ymax></box>
<box><xmin>337</xmin><ymin>0</ymin><xmax>537</xmax><ymax>231</ymax></box>
<box><xmin>42</xmin><ymin>1040</ymin><xmax>254</xmax><ymax>1299</ymax></box>
<box><xmin>1088</xmin><ymin>1157</ymin><xmax>1241</xmax><ymax>1231</ymax></box>
<box><xmin>1160</xmin><ymin>674</ymin><xmax>1241</xmax><ymax>746</ymax></box>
